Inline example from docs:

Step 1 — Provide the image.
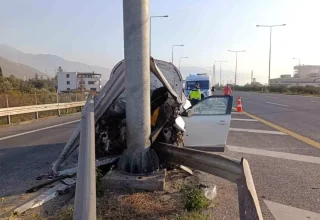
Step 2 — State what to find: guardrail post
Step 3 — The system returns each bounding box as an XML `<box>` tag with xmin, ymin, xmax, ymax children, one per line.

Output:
<box><xmin>73</xmin><ymin>99</ymin><xmax>96</xmax><ymax>220</ymax></box>
<box><xmin>5</xmin><ymin>94</ymin><xmax>10</xmax><ymax>124</ymax></box>
<box><xmin>237</xmin><ymin>158</ymin><xmax>263</xmax><ymax>220</ymax></box>
<box><xmin>34</xmin><ymin>92</ymin><xmax>39</xmax><ymax>119</ymax></box>
<box><xmin>56</xmin><ymin>92</ymin><xmax>61</xmax><ymax>116</ymax></box>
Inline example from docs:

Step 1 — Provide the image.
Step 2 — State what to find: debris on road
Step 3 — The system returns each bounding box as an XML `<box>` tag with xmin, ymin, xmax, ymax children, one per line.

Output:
<box><xmin>14</xmin><ymin>183</ymin><xmax>69</xmax><ymax>215</ymax></box>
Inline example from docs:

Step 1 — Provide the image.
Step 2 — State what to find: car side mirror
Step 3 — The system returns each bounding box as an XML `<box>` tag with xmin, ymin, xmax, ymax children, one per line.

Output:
<box><xmin>181</xmin><ymin>109</ymin><xmax>194</xmax><ymax>117</ymax></box>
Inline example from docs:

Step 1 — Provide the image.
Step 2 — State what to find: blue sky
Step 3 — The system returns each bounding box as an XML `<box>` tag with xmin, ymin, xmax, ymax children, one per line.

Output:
<box><xmin>1</xmin><ymin>0</ymin><xmax>320</xmax><ymax>84</ymax></box>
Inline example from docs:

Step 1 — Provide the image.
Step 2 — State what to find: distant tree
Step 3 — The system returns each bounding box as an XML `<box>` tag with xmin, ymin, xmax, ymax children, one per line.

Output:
<box><xmin>58</xmin><ymin>66</ymin><xmax>63</xmax><ymax>72</ymax></box>
<box><xmin>34</xmin><ymin>72</ymin><xmax>39</xmax><ymax>80</ymax></box>
<box><xmin>0</xmin><ymin>77</ymin><xmax>13</xmax><ymax>93</ymax></box>
<box><xmin>0</xmin><ymin>66</ymin><xmax>3</xmax><ymax>77</ymax></box>
<box><xmin>32</xmin><ymin>80</ymin><xmax>45</xmax><ymax>89</ymax></box>
<box><xmin>19</xmin><ymin>80</ymin><xmax>32</xmax><ymax>93</ymax></box>
<box><xmin>7</xmin><ymin>75</ymin><xmax>19</xmax><ymax>89</ymax></box>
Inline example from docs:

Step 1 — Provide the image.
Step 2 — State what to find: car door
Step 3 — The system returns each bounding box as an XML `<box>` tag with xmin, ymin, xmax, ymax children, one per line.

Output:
<box><xmin>183</xmin><ymin>95</ymin><xmax>233</xmax><ymax>152</ymax></box>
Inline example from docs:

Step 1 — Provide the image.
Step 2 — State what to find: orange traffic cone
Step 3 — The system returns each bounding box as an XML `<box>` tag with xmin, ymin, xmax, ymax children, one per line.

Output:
<box><xmin>237</xmin><ymin>97</ymin><xmax>243</xmax><ymax>112</ymax></box>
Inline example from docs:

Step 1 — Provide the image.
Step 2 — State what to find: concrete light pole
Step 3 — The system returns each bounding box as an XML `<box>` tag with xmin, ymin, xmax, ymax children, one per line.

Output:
<box><xmin>228</xmin><ymin>50</ymin><xmax>245</xmax><ymax>86</ymax></box>
<box><xmin>119</xmin><ymin>0</ymin><xmax>159</xmax><ymax>174</ymax></box>
<box><xmin>256</xmin><ymin>24</ymin><xmax>286</xmax><ymax>86</ymax></box>
<box><xmin>172</xmin><ymin>44</ymin><xmax>184</xmax><ymax>65</ymax></box>
<box><xmin>214</xmin><ymin>61</ymin><xmax>227</xmax><ymax>87</ymax></box>
<box><xmin>179</xmin><ymin>56</ymin><xmax>188</xmax><ymax>71</ymax></box>
<box><xmin>150</xmin><ymin>15</ymin><xmax>168</xmax><ymax>55</ymax></box>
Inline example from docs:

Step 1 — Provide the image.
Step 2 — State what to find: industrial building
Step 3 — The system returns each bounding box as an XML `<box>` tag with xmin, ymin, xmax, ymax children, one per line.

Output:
<box><xmin>270</xmin><ymin>75</ymin><xmax>320</xmax><ymax>87</ymax></box>
<box><xmin>270</xmin><ymin>65</ymin><xmax>320</xmax><ymax>87</ymax></box>
<box><xmin>293</xmin><ymin>65</ymin><xmax>320</xmax><ymax>78</ymax></box>
<box><xmin>57</xmin><ymin>71</ymin><xmax>102</xmax><ymax>92</ymax></box>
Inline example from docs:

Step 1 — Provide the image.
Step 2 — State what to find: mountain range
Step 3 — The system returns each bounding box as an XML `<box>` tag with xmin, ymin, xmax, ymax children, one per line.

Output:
<box><xmin>0</xmin><ymin>56</ymin><xmax>48</xmax><ymax>79</ymax></box>
<box><xmin>0</xmin><ymin>44</ymin><xmax>236</xmax><ymax>84</ymax></box>
<box><xmin>0</xmin><ymin>44</ymin><xmax>111</xmax><ymax>81</ymax></box>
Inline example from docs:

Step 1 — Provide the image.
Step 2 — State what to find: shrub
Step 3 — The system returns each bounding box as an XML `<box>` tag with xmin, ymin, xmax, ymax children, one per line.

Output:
<box><xmin>180</xmin><ymin>185</ymin><xmax>209</xmax><ymax>212</ymax></box>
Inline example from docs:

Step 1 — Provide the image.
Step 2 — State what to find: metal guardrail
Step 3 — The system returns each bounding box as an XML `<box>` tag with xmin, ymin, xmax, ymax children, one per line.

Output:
<box><xmin>0</xmin><ymin>101</ymin><xmax>86</xmax><ymax>117</ymax></box>
<box><xmin>73</xmin><ymin>99</ymin><xmax>96</xmax><ymax>220</ymax></box>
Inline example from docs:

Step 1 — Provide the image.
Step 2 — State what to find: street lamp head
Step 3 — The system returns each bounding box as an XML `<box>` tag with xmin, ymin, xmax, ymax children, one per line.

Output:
<box><xmin>151</xmin><ymin>15</ymin><xmax>169</xmax><ymax>18</ymax></box>
<box><xmin>256</xmin><ymin>24</ymin><xmax>286</xmax><ymax>27</ymax></box>
<box><xmin>228</xmin><ymin>50</ymin><xmax>246</xmax><ymax>52</ymax></box>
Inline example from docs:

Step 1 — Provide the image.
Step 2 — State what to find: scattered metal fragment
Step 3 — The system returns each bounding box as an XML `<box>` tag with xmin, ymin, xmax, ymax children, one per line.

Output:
<box><xmin>26</xmin><ymin>175</ymin><xmax>72</xmax><ymax>193</ymax></box>
<box><xmin>57</xmin><ymin>156</ymin><xmax>120</xmax><ymax>176</ymax></box>
<box><xmin>14</xmin><ymin>183</ymin><xmax>68</xmax><ymax>214</ymax></box>
<box><xmin>179</xmin><ymin>165</ymin><xmax>193</xmax><ymax>175</ymax></box>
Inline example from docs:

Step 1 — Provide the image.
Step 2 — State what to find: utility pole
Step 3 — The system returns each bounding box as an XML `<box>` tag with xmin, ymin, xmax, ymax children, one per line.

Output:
<box><xmin>215</xmin><ymin>61</ymin><xmax>227</xmax><ymax>87</ymax></box>
<box><xmin>293</xmin><ymin>58</ymin><xmax>301</xmax><ymax>85</ymax></box>
<box><xmin>150</xmin><ymin>15</ymin><xmax>169</xmax><ymax>55</ymax></box>
<box><xmin>228</xmin><ymin>50</ymin><xmax>245</xmax><ymax>86</ymax></box>
<box><xmin>172</xmin><ymin>44</ymin><xmax>184</xmax><ymax>65</ymax></box>
<box><xmin>251</xmin><ymin>70</ymin><xmax>253</xmax><ymax>84</ymax></box>
<box><xmin>179</xmin><ymin>56</ymin><xmax>188</xmax><ymax>71</ymax></box>
<box><xmin>256</xmin><ymin>24</ymin><xmax>286</xmax><ymax>86</ymax></box>
<box><xmin>293</xmin><ymin>58</ymin><xmax>301</xmax><ymax>76</ymax></box>
<box><xmin>213</xmin><ymin>64</ymin><xmax>215</xmax><ymax>85</ymax></box>
<box><xmin>118</xmin><ymin>0</ymin><xmax>159</xmax><ymax>174</ymax></box>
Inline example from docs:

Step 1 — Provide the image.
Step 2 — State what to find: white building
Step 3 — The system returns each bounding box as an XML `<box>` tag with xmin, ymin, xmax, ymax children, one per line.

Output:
<box><xmin>294</xmin><ymin>65</ymin><xmax>320</xmax><ymax>78</ymax></box>
<box><xmin>57</xmin><ymin>71</ymin><xmax>102</xmax><ymax>92</ymax></box>
<box><xmin>270</xmin><ymin>74</ymin><xmax>320</xmax><ymax>87</ymax></box>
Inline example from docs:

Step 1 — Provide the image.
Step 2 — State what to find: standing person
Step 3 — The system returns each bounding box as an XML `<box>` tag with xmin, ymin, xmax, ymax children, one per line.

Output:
<box><xmin>223</xmin><ymin>84</ymin><xmax>232</xmax><ymax>96</ymax></box>
<box><xmin>189</xmin><ymin>82</ymin><xmax>201</xmax><ymax>106</ymax></box>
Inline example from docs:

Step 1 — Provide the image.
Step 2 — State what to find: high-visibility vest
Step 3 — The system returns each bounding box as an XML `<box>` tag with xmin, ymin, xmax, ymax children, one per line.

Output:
<box><xmin>190</xmin><ymin>88</ymin><xmax>201</xmax><ymax>100</ymax></box>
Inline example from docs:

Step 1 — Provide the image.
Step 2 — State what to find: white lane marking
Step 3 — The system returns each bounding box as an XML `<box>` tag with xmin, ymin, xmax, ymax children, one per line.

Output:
<box><xmin>264</xmin><ymin>200</ymin><xmax>320</xmax><ymax>220</ymax></box>
<box><xmin>231</xmin><ymin>118</ymin><xmax>257</xmax><ymax>122</ymax></box>
<box><xmin>229</xmin><ymin>128</ymin><xmax>287</xmax><ymax>135</ymax></box>
<box><xmin>311</xmin><ymin>100</ymin><xmax>320</xmax><ymax>103</ymax></box>
<box><xmin>227</xmin><ymin>145</ymin><xmax>320</xmax><ymax>164</ymax></box>
<box><xmin>267</xmin><ymin>96</ymin><xmax>279</xmax><ymax>98</ymax></box>
<box><xmin>231</xmin><ymin>112</ymin><xmax>242</xmax><ymax>115</ymax></box>
<box><xmin>266</xmin><ymin>102</ymin><xmax>289</xmax><ymax>107</ymax></box>
<box><xmin>0</xmin><ymin>120</ymin><xmax>80</xmax><ymax>141</ymax></box>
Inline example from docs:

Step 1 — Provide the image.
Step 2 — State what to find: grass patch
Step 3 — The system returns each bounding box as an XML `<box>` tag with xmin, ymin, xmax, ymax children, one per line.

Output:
<box><xmin>56</xmin><ymin>205</ymin><xmax>73</xmax><ymax>220</ymax></box>
<box><xmin>96</xmin><ymin>168</ymin><xmax>105</xmax><ymax>197</ymax></box>
<box><xmin>176</xmin><ymin>211</ymin><xmax>210</xmax><ymax>220</ymax></box>
<box><xmin>180</xmin><ymin>185</ymin><xmax>209</xmax><ymax>212</ymax></box>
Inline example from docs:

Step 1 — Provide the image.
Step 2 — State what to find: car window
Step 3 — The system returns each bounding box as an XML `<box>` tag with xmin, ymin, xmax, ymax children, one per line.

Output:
<box><xmin>193</xmin><ymin>97</ymin><xmax>228</xmax><ymax>115</ymax></box>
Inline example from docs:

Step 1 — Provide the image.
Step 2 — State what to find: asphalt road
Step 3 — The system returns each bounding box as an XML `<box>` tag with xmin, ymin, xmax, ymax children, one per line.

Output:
<box><xmin>0</xmin><ymin>94</ymin><xmax>320</xmax><ymax>220</ymax></box>
<box><xmin>232</xmin><ymin>91</ymin><xmax>320</xmax><ymax>142</ymax></box>
<box><xmin>0</xmin><ymin>114</ymin><xmax>80</xmax><ymax>200</ymax></box>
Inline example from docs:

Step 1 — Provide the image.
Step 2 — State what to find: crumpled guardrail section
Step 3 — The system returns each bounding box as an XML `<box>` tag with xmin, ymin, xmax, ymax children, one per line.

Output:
<box><xmin>153</xmin><ymin>142</ymin><xmax>264</xmax><ymax>220</ymax></box>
